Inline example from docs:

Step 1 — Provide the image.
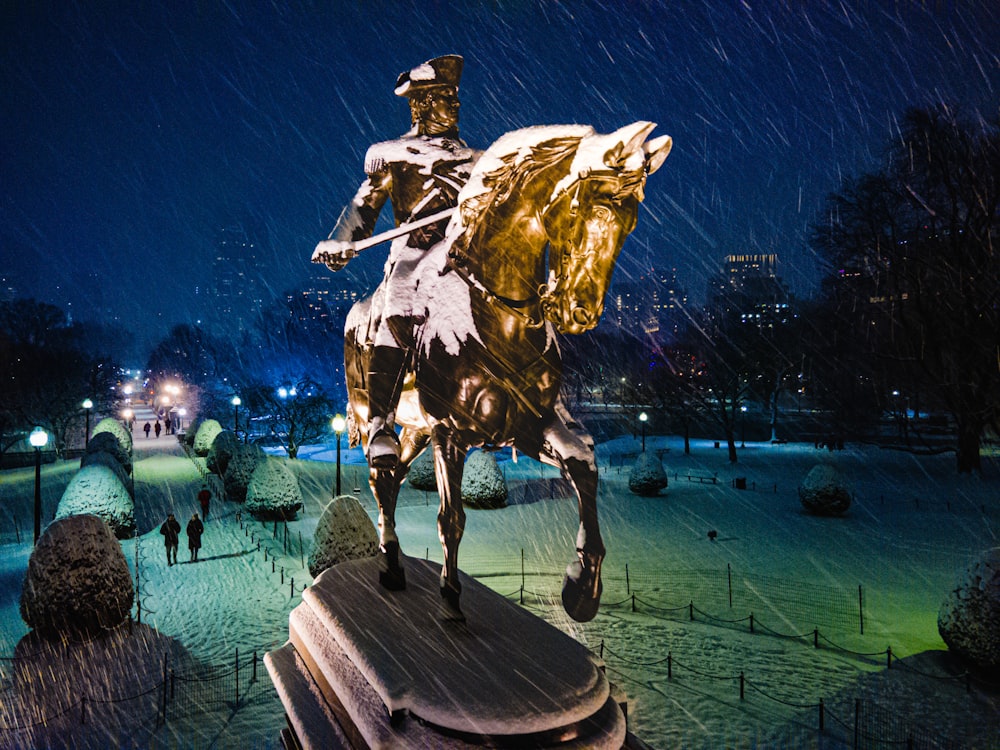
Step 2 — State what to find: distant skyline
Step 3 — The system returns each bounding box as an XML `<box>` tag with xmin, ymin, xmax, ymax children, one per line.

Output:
<box><xmin>3</xmin><ymin>1</ymin><xmax>997</xmax><ymax>348</ymax></box>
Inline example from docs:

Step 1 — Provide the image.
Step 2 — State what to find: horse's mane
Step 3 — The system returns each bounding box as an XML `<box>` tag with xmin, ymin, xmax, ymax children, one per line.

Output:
<box><xmin>446</xmin><ymin>125</ymin><xmax>594</xmax><ymax>259</ymax></box>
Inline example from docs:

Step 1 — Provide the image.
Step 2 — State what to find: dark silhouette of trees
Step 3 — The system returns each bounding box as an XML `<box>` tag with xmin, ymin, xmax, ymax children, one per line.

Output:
<box><xmin>239</xmin><ymin>377</ymin><xmax>336</xmax><ymax>459</ymax></box>
<box><xmin>0</xmin><ymin>299</ymin><xmax>120</xmax><ymax>458</ymax></box>
<box><xmin>810</xmin><ymin>106</ymin><xmax>999</xmax><ymax>472</ymax></box>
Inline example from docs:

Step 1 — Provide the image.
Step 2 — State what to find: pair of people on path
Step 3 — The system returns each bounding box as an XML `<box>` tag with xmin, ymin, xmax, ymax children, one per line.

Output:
<box><xmin>160</xmin><ymin>512</ymin><xmax>204</xmax><ymax>564</ymax></box>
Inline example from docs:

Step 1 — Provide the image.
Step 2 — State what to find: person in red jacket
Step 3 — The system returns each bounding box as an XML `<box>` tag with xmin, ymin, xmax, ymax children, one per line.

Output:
<box><xmin>197</xmin><ymin>484</ymin><xmax>211</xmax><ymax>520</ymax></box>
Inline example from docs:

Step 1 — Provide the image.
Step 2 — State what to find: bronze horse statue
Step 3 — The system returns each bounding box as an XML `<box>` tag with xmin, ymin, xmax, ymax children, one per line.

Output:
<box><xmin>343</xmin><ymin>121</ymin><xmax>671</xmax><ymax>622</ymax></box>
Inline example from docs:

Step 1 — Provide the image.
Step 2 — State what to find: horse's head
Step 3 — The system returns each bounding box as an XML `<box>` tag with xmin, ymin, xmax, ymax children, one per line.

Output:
<box><xmin>540</xmin><ymin>122</ymin><xmax>671</xmax><ymax>335</ymax></box>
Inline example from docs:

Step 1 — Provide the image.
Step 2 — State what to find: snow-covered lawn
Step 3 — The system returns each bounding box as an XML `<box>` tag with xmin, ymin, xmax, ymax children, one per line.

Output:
<box><xmin>1</xmin><ymin>431</ymin><xmax>997</xmax><ymax>748</ymax></box>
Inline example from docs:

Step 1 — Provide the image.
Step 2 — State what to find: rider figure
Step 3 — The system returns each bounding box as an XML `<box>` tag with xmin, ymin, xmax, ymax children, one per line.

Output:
<box><xmin>312</xmin><ymin>55</ymin><xmax>480</xmax><ymax>470</ymax></box>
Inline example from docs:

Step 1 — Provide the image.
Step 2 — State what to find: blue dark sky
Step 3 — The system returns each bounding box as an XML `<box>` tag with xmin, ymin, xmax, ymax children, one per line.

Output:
<box><xmin>2</xmin><ymin>0</ymin><xmax>997</xmax><ymax>348</ymax></box>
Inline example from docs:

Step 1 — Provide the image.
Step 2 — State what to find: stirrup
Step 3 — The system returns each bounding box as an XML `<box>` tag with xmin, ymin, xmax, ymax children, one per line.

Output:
<box><xmin>368</xmin><ymin>427</ymin><xmax>400</xmax><ymax>470</ymax></box>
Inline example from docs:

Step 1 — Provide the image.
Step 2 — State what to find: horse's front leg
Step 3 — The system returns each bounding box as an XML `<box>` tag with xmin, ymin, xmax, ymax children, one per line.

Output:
<box><xmin>370</xmin><ymin>466</ymin><xmax>406</xmax><ymax>590</ymax></box>
<box><xmin>539</xmin><ymin>416</ymin><xmax>605</xmax><ymax>623</ymax></box>
<box><xmin>431</xmin><ymin>424</ymin><xmax>467</xmax><ymax>621</ymax></box>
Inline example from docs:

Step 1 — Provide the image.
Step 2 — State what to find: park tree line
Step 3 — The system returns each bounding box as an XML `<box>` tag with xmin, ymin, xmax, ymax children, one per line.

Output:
<box><xmin>0</xmin><ymin>299</ymin><xmax>122</xmax><ymax>461</ymax></box>
<box><xmin>563</xmin><ymin>105</ymin><xmax>998</xmax><ymax>473</ymax></box>
<box><xmin>144</xmin><ymin>289</ymin><xmax>348</xmax><ymax>458</ymax></box>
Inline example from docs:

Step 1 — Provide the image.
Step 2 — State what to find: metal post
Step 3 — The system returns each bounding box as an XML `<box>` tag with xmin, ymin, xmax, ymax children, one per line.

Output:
<box><xmin>33</xmin><ymin>447</ymin><xmax>42</xmax><ymax>544</ymax></box>
<box><xmin>859</xmin><ymin>585</ymin><xmax>864</xmax><ymax>635</ymax></box>
<box><xmin>235</xmin><ymin>648</ymin><xmax>240</xmax><ymax>706</ymax></box>
<box><xmin>727</xmin><ymin>563</ymin><xmax>733</xmax><ymax>608</ymax></box>
<box><xmin>335</xmin><ymin>432</ymin><xmax>342</xmax><ymax>496</ymax></box>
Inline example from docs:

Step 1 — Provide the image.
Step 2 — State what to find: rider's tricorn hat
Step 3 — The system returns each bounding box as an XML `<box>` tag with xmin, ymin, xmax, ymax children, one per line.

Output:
<box><xmin>394</xmin><ymin>54</ymin><xmax>463</xmax><ymax>97</ymax></box>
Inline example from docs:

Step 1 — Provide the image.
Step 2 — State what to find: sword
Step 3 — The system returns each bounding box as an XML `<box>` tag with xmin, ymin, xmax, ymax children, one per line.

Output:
<box><xmin>313</xmin><ymin>207</ymin><xmax>456</xmax><ymax>264</ymax></box>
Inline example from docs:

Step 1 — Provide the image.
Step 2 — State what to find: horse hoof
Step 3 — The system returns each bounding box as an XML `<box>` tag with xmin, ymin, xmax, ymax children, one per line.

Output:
<box><xmin>562</xmin><ymin>558</ymin><xmax>603</xmax><ymax>623</ymax></box>
<box><xmin>439</xmin><ymin>581</ymin><xmax>465</xmax><ymax>622</ymax></box>
<box><xmin>378</xmin><ymin>541</ymin><xmax>406</xmax><ymax>591</ymax></box>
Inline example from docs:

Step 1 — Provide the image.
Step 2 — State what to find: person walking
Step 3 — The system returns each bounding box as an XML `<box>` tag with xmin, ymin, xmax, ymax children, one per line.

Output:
<box><xmin>186</xmin><ymin>512</ymin><xmax>204</xmax><ymax>562</ymax></box>
<box><xmin>197</xmin><ymin>484</ymin><xmax>211</xmax><ymax>519</ymax></box>
<box><xmin>154</xmin><ymin>420</ymin><xmax>162</xmax><ymax>438</ymax></box>
<box><xmin>160</xmin><ymin>513</ymin><xmax>180</xmax><ymax>566</ymax></box>
<box><xmin>143</xmin><ymin>421</ymin><xmax>151</xmax><ymax>438</ymax></box>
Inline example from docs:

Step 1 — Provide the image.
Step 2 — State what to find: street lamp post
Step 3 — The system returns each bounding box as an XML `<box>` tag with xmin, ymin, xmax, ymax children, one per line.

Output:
<box><xmin>740</xmin><ymin>405</ymin><xmax>748</xmax><ymax>448</ymax></box>
<box><xmin>332</xmin><ymin>415</ymin><xmax>346</xmax><ymax>496</ymax></box>
<box><xmin>82</xmin><ymin>398</ymin><xmax>93</xmax><ymax>448</ymax></box>
<box><xmin>29</xmin><ymin>427</ymin><xmax>49</xmax><ymax>544</ymax></box>
<box><xmin>178</xmin><ymin>408</ymin><xmax>187</xmax><ymax>432</ymax></box>
<box><xmin>639</xmin><ymin>411</ymin><xmax>648</xmax><ymax>452</ymax></box>
<box><xmin>232</xmin><ymin>396</ymin><xmax>241</xmax><ymax>438</ymax></box>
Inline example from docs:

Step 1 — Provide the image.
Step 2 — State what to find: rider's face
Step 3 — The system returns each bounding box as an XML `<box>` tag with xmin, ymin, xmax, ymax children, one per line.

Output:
<box><xmin>418</xmin><ymin>86</ymin><xmax>460</xmax><ymax>136</ymax></box>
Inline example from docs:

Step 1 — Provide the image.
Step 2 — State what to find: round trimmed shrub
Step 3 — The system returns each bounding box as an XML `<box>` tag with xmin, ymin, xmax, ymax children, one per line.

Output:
<box><xmin>55</xmin><ymin>464</ymin><xmax>135</xmax><ymax>539</ymax></box>
<box><xmin>80</xmin><ymin>449</ymin><xmax>134</xmax><ymax>498</ymax></box>
<box><xmin>223</xmin><ymin>443</ymin><xmax>265</xmax><ymax>503</ymax></box>
<box><xmin>91</xmin><ymin>416</ymin><xmax>133</xmax><ymax>454</ymax></box>
<box><xmin>86</xmin><ymin>431</ymin><xmax>132</xmax><ymax>475</ymax></box>
<box><xmin>308</xmin><ymin>495</ymin><xmax>378</xmax><ymax>578</ymax></box>
<box><xmin>407</xmin><ymin>448</ymin><xmax>437</xmax><ymax>491</ymax></box>
<box><xmin>245</xmin><ymin>458</ymin><xmax>303</xmax><ymax>520</ymax></box>
<box><xmin>798</xmin><ymin>463</ymin><xmax>852</xmax><ymax>516</ymax></box>
<box><xmin>938</xmin><ymin>547</ymin><xmax>1000</xmax><ymax>672</ymax></box>
<box><xmin>461</xmin><ymin>450</ymin><xmax>507</xmax><ymax>509</ymax></box>
<box><xmin>207</xmin><ymin>429</ymin><xmax>239</xmax><ymax>476</ymax></box>
<box><xmin>193</xmin><ymin>419</ymin><xmax>224</xmax><ymax>457</ymax></box>
<box><xmin>21</xmin><ymin>514</ymin><xmax>135</xmax><ymax>637</ymax></box>
<box><xmin>628</xmin><ymin>452</ymin><xmax>669</xmax><ymax>497</ymax></box>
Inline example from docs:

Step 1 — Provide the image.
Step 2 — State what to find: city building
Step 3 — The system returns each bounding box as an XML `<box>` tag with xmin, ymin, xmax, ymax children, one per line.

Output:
<box><xmin>707</xmin><ymin>253</ymin><xmax>794</xmax><ymax>330</ymax></box>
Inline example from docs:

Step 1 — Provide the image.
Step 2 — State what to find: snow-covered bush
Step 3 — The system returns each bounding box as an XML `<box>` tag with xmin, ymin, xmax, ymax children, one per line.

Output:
<box><xmin>193</xmin><ymin>419</ymin><xmax>223</xmax><ymax>457</ymax></box>
<box><xmin>80</xmin><ymin>449</ymin><xmax>134</xmax><ymax>498</ymax></box>
<box><xmin>308</xmin><ymin>495</ymin><xmax>379</xmax><ymax>578</ymax></box>
<box><xmin>20</xmin><ymin>514</ymin><xmax>135</xmax><ymax>637</ymax></box>
<box><xmin>938</xmin><ymin>547</ymin><xmax>1000</xmax><ymax>672</ymax></box>
<box><xmin>629</xmin><ymin>452</ymin><xmax>668</xmax><ymax>497</ymax></box>
<box><xmin>223</xmin><ymin>443</ymin><xmax>265</xmax><ymax>502</ymax></box>
<box><xmin>407</xmin><ymin>448</ymin><xmax>437</xmax><ymax>491</ymax></box>
<box><xmin>245</xmin><ymin>458</ymin><xmax>303</xmax><ymax>520</ymax></box>
<box><xmin>798</xmin><ymin>463</ymin><xmax>852</xmax><ymax>516</ymax></box>
<box><xmin>85</xmin><ymin>430</ymin><xmax>132</xmax><ymax>475</ymax></box>
<box><xmin>461</xmin><ymin>450</ymin><xmax>507</xmax><ymax>509</ymax></box>
<box><xmin>91</xmin><ymin>417</ymin><xmax>133</xmax><ymax>454</ymax></box>
<box><xmin>182</xmin><ymin>417</ymin><xmax>201</xmax><ymax>447</ymax></box>
<box><xmin>55</xmin><ymin>464</ymin><xmax>135</xmax><ymax>539</ymax></box>
<box><xmin>207</xmin><ymin>429</ymin><xmax>239</xmax><ymax>476</ymax></box>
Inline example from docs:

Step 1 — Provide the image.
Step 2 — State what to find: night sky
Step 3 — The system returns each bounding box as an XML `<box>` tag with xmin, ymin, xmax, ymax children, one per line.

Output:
<box><xmin>2</xmin><ymin>0</ymin><xmax>997</xmax><ymax>348</ymax></box>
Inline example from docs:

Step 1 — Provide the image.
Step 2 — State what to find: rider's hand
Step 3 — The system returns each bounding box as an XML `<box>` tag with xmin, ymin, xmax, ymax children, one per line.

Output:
<box><xmin>311</xmin><ymin>239</ymin><xmax>357</xmax><ymax>271</ymax></box>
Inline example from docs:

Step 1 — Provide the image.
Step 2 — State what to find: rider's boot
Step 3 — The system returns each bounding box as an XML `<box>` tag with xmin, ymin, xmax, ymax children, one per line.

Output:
<box><xmin>366</xmin><ymin>346</ymin><xmax>408</xmax><ymax>470</ymax></box>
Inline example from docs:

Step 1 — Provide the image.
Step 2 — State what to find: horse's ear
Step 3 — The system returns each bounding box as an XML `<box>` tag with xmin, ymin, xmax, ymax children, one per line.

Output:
<box><xmin>643</xmin><ymin>134</ymin><xmax>673</xmax><ymax>175</ymax></box>
<box><xmin>603</xmin><ymin>121</ymin><xmax>657</xmax><ymax>167</ymax></box>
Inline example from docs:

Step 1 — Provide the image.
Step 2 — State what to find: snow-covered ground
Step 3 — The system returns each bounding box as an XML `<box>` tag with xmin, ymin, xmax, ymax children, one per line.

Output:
<box><xmin>1</xmin><ymin>425</ymin><xmax>998</xmax><ymax>748</ymax></box>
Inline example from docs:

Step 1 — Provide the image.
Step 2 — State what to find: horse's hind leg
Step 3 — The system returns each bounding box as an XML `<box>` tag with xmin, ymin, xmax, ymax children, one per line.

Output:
<box><xmin>431</xmin><ymin>424</ymin><xmax>467</xmax><ymax>621</ymax></box>
<box><xmin>538</xmin><ymin>416</ymin><xmax>605</xmax><ymax>623</ymax></box>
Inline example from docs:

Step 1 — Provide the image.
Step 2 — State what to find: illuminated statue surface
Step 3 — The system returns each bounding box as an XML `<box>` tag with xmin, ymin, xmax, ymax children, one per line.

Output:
<box><xmin>315</xmin><ymin>58</ymin><xmax>671</xmax><ymax>622</ymax></box>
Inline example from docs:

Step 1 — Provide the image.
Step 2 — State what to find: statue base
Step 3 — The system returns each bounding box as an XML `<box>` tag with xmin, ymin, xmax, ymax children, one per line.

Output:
<box><xmin>265</xmin><ymin>555</ymin><xmax>628</xmax><ymax>749</ymax></box>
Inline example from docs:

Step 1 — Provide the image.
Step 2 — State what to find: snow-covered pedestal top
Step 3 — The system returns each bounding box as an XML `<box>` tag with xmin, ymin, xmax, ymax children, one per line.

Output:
<box><xmin>284</xmin><ymin>555</ymin><xmax>624</xmax><ymax>747</ymax></box>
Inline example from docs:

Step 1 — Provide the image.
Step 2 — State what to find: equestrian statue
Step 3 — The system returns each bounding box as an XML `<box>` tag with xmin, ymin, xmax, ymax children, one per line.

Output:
<box><xmin>313</xmin><ymin>55</ymin><xmax>671</xmax><ymax>623</ymax></box>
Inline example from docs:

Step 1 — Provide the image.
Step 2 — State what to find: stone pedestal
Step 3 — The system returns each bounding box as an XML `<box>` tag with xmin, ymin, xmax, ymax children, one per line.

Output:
<box><xmin>266</xmin><ymin>555</ymin><xmax>626</xmax><ymax>749</ymax></box>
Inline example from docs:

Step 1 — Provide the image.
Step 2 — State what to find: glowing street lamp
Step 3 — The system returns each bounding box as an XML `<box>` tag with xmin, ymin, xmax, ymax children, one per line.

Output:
<box><xmin>740</xmin><ymin>405</ymin><xmax>748</xmax><ymax>448</ymax></box>
<box><xmin>82</xmin><ymin>398</ymin><xmax>93</xmax><ymax>448</ymax></box>
<box><xmin>123</xmin><ymin>408</ymin><xmax>133</xmax><ymax>431</ymax></box>
<box><xmin>332</xmin><ymin>415</ymin><xmax>346</xmax><ymax>496</ymax></box>
<box><xmin>232</xmin><ymin>396</ymin><xmax>241</xmax><ymax>436</ymax></box>
<box><xmin>639</xmin><ymin>411</ymin><xmax>648</xmax><ymax>452</ymax></box>
<box><xmin>29</xmin><ymin>427</ymin><xmax>49</xmax><ymax>544</ymax></box>
<box><xmin>178</xmin><ymin>407</ymin><xmax>187</xmax><ymax>432</ymax></box>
